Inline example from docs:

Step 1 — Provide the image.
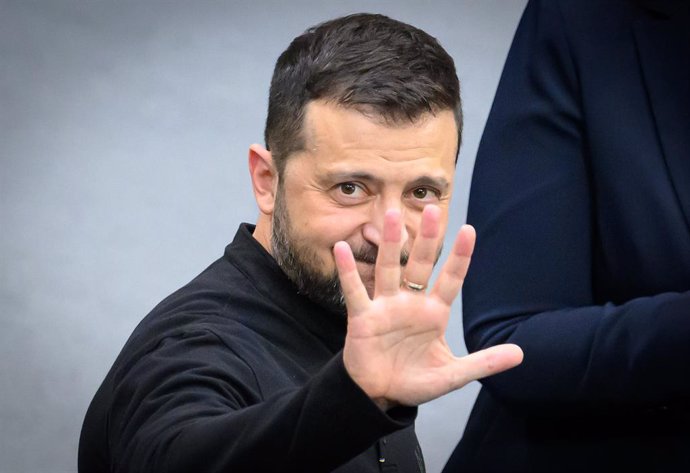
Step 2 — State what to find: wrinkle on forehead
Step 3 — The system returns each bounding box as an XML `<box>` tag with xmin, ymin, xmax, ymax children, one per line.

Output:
<box><xmin>301</xmin><ymin>100</ymin><xmax>458</xmax><ymax>160</ymax></box>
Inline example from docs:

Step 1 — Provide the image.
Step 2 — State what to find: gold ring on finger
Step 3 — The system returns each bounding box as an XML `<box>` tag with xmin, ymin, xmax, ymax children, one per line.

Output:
<box><xmin>403</xmin><ymin>278</ymin><xmax>426</xmax><ymax>292</ymax></box>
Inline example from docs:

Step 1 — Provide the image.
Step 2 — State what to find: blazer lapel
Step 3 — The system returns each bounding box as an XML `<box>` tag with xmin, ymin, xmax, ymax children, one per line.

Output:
<box><xmin>633</xmin><ymin>3</ymin><xmax>690</xmax><ymax>229</ymax></box>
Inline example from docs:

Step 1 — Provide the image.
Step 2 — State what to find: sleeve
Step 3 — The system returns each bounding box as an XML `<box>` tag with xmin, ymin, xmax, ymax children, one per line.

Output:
<box><xmin>463</xmin><ymin>0</ymin><xmax>690</xmax><ymax>412</ymax></box>
<box><xmin>107</xmin><ymin>329</ymin><xmax>416</xmax><ymax>473</ymax></box>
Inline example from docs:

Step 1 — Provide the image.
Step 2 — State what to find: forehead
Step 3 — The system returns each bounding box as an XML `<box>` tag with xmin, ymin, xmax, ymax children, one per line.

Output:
<box><xmin>294</xmin><ymin>100</ymin><xmax>458</xmax><ymax>178</ymax></box>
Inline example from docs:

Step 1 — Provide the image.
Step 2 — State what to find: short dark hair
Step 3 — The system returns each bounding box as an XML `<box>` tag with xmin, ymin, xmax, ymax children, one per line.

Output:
<box><xmin>264</xmin><ymin>13</ymin><xmax>462</xmax><ymax>175</ymax></box>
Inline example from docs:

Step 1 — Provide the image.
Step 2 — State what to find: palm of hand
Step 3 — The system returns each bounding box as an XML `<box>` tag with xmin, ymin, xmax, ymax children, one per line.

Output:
<box><xmin>334</xmin><ymin>206</ymin><xmax>523</xmax><ymax>410</ymax></box>
<box><xmin>345</xmin><ymin>294</ymin><xmax>458</xmax><ymax>407</ymax></box>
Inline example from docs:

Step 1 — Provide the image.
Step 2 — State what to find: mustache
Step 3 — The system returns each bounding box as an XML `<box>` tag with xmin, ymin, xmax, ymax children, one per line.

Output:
<box><xmin>350</xmin><ymin>244</ymin><xmax>409</xmax><ymax>266</ymax></box>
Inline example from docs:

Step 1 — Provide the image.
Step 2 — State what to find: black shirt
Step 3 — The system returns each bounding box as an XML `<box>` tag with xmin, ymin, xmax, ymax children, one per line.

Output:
<box><xmin>79</xmin><ymin>224</ymin><xmax>424</xmax><ymax>473</ymax></box>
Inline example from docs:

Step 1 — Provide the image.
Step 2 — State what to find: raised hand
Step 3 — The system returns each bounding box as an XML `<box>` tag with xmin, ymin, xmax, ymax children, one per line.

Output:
<box><xmin>334</xmin><ymin>205</ymin><xmax>523</xmax><ymax>410</ymax></box>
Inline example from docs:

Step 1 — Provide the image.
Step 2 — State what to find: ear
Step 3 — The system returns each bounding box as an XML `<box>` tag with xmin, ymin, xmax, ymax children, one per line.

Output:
<box><xmin>248</xmin><ymin>144</ymin><xmax>278</xmax><ymax>215</ymax></box>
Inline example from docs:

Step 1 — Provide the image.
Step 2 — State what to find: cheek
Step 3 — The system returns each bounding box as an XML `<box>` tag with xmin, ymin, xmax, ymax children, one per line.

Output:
<box><xmin>314</xmin><ymin>212</ymin><xmax>367</xmax><ymax>245</ymax></box>
<box><xmin>403</xmin><ymin>207</ymin><xmax>449</xmax><ymax>246</ymax></box>
<box><xmin>291</xmin><ymin>198</ymin><xmax>369</xmax><ymax>240</ymax></box>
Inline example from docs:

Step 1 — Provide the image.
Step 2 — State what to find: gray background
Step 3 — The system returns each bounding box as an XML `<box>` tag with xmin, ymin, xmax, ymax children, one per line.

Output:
<box><xmin>0</xmin><ymin>1</ymin><xmax>526</xmax><ymax>471</ymax></box>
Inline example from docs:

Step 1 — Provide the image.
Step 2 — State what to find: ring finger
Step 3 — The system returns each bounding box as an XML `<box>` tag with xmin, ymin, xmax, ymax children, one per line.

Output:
<box><xmin>402</xmin><ymin>204</ymin><xmax>443</xmax><ymax>293</ymax></box>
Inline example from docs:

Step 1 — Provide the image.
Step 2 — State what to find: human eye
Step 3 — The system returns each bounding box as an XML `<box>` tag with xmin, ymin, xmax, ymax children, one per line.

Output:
<box><xmin>339</xmin><ymin>182</ymin><xmax>361</xmax><ymax>196</ymax></box>
<box><xmin>407</xmin><ymin>186</ymin><xmax>441</xmax><ymax>204</ymax></box>
<box><xmin>331</xmin><ymin>182</ymin><xmax>368</xmax><ymax>204</ymax></box>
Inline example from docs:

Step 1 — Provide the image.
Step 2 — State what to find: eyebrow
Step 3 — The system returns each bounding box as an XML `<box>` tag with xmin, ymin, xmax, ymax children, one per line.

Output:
<box><xmin>326</xmin><ymin>171</ymin><xmax>450</xmax><ymax>193</ymax></box>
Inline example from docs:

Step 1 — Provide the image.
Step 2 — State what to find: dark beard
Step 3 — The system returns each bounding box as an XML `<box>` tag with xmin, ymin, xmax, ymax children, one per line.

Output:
<box><xmin>271</xmin><ymin>186</ymin><xmax>347</xmax><ymax>314</ymax></box>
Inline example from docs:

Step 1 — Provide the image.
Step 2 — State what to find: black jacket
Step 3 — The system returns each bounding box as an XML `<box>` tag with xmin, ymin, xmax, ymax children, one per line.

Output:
<box><xmin>79</xmin><ymin>224</ymin><xmax>424</xmax><ymax>473</ymax></box>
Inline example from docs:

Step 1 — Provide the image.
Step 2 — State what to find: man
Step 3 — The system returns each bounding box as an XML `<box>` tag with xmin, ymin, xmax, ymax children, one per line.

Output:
<box><xmin>79</xmin><ymin>14</ymin><xmax>522</xmax><ymax>473</ymax></box>
<box><xmin>444</xmin><ymin>0</ymin><xmax>690</xmax><ymax>471</ymax></box>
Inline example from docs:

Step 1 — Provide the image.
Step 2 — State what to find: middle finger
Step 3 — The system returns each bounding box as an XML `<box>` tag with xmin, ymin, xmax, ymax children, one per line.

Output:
<box><xmin>375</xmin><ymin>209</ymin><xmax>404</xmax><ymax>297</ymax></box>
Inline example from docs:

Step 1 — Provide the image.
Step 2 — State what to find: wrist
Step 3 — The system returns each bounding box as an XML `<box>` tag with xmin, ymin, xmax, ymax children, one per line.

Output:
<box><xmin>373</xmin><ymin>397</ymin><xmax>398</xmax><ymax>412</ymax></box>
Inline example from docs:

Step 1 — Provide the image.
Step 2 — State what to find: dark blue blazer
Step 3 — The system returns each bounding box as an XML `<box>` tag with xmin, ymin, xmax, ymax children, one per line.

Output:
<box><xmin>446</xmin><ymin>0</ymin><xmax>690</xmax><ymax>471</ymax></box>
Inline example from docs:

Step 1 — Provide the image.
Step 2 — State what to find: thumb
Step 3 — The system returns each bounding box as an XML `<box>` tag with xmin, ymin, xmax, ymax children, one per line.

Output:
<box><xmin>449</xmin><ymin>344</ymin><xmax>523</xmax><ymax>389</ymax></box>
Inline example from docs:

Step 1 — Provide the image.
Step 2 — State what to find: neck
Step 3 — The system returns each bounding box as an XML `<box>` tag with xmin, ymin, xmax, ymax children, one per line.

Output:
<box><xmin>252</xmin><ymin>213</ymin><xmax>273</xmax><ymax>255</ymax></box>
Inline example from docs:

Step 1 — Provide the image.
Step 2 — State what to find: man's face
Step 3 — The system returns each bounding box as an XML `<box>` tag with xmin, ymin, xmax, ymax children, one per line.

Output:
<box><xmin>270</xmin><ymin>100</ymin><xmax>458</xmax><ymax>312</ymax></box>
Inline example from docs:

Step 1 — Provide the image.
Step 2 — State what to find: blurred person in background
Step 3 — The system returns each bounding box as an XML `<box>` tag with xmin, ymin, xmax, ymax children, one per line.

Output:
<box><xmin>445</xmin><ymin>0</ymin><xmax>690</xmax><ymax>471</ymax></box>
